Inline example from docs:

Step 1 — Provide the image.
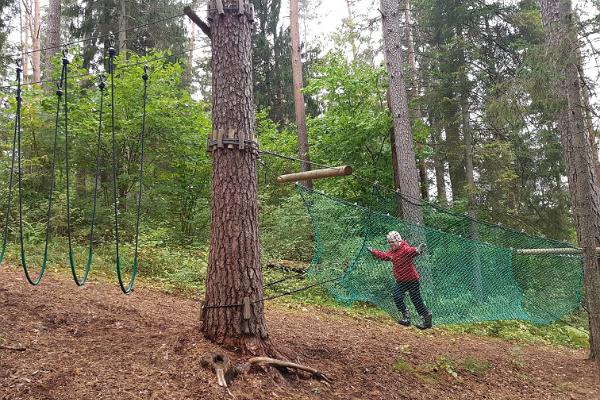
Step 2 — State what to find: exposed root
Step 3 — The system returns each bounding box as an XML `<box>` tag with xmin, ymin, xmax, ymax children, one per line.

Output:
<box><xmin>246</xmin><ymin>356</ymin><xmax>332</xmax><ymax>384</ymax></box>
<box><xmin>200</xmin><ymin>350</ymin><xmax>332</xmax><ymax>388</ymax></box>
<box><xmin>201</xmin><ymin>352</ymin><xmax>231</xmax><ymax>387</ymax></box>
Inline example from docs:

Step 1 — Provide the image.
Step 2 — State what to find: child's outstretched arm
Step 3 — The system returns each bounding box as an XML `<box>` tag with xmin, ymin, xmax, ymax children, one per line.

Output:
<box><xmin>367</xmin><ymin>247</ymin><xmax>392</xmax><ymax>261</ymax></box>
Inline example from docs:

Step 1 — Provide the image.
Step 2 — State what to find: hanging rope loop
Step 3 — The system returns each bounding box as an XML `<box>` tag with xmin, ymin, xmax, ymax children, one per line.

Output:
<box><xmin>16</xmin><ymin>59</ymin><xmax>62</xmax><ymax>285</ymax></box>
<box><xmin>0</xmin><ymin>63</ymin><xmax>22</xmax><ymax>264</ymax></box>
<box><xmin>108</xmin><ymin>48</ymin><xmax>146</xmax><ymax>294</ymax></box>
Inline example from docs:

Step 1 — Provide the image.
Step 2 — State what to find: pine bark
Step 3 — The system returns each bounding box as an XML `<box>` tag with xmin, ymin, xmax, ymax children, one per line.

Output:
<box><xmin>539</xmin><ymin>0</ymin><xmax>600</xmax><ymax>365</ymax></box>
<box><xmin>380</xmin><ymin>0</ymin><xmax>423</xmax><ymax>225</ymax></box>
<box><xmin>43</xmin><ymin>0</ymin><xmax>61</xmax><ymax>81</ymax></box>
<box><xmin>290</xmin><ymin>0</ymin><xmax>312</xmax><ymax>188</ymax></box>
<box><xmin>202</xmin><ymin>0</ymin><xmax>271</xmax><ymax>354</ymax></box>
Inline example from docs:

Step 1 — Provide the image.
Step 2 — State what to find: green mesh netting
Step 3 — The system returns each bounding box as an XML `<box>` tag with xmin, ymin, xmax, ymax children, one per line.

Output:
<box><xmin>298</xmin><ymin>186</ymin><xmax>584</xmax><ymax>325</ymax></box>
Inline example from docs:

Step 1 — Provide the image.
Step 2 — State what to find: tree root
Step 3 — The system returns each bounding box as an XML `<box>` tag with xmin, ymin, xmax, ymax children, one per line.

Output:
<box><xmin>246</xmin><ymin>356</ymin><xmax>332</xmax><ymax>384</ymax></box>
<box><xmin>200</xmin><ymin>351</ymin><xmax>332</xmax><ymax>387</ymax></box>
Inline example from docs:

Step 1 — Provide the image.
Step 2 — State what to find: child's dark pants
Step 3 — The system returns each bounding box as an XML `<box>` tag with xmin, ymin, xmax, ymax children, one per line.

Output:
<box><xmin>393</xmin><ymin>280</ymin><xmax>429</xmax><ymax>316</ymax></box>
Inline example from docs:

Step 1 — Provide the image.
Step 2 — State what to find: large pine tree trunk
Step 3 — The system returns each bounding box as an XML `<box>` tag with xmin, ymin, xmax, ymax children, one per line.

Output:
<box><xmin>43</xmin><ymin>0</ymin><xmax>60</xmax><ymax>81</ymax></box>
<box><xmin>380</xmin><ymin>0</ymin><xmax>423</xmax><ymax>225</ymax></box>
<box><xmin>539</xmin><ymin>0</ymin><xmax>600</xmax><ymax>365</ymax></box>
<box><xmin>202</xmin><ymin>0</ymin><xmax>271</xmax><ymax>354</ymax></box>
<box><xmin>290</xmin><ymin>0</ymin><xmax>312</xmax><ymax>188</ymax></box>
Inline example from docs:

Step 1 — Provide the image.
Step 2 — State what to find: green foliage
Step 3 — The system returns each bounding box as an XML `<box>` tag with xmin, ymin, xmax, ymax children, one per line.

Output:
<box><xmin>0</xmin><ymin>49</ymin><xmax>212</xmax><ymax>250</ymax></box>
<box><xmin>444</xmin><ymin>313</ymin><xmax>589</xmax><ymax>349</ymax></box>
<box><xmin>303</xmin><ymin>53</ymin><xmax>393</xmax><ymax>202</ymax></box>
<box><xmin>462</xmin><ymin>357</ymin><xmax>491</xmax><ymax>376</ymax></box>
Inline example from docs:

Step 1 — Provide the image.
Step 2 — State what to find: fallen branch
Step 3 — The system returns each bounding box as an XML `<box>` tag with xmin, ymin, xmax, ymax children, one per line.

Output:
<box><xmin>0</xmin><ymin>344</ymin><xmax>26</xmax><ymax>351</ymax></box>
<box><xmin>247</xmin><ymin>356</ymin><xmax>332</xmax><ymax>384</ymax></box>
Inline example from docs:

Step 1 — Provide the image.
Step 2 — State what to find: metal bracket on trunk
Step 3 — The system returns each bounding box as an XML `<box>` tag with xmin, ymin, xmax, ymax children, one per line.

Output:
<box><xmin>208</xmin><ymin>2</ymin><xmax>255</xmax><ymax>22</ymax></box>
<box><xmin>206</xmin><ymin>138</ymin><xmax>258</xmax><ymax>152</ymax></box>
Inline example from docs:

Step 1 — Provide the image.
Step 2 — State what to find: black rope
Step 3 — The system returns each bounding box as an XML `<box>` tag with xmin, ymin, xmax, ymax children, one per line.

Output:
<box><xmin>8</xmin><ymin>13</ymin><xmax>187</xmax><ymax>61</ymax></box>
<box><xmin>0</xmin><ymin>64</ymin><xmax>20</xmax><ymax>263</ymax></box>
<box><xmin>16</xmin><ymin>61</ymin><xmax>64</xmax><ymax>285</ymax></box>
<box><xmin>0</xmin><ymin>44</ymin><xmax>209</xmax><ymax>91</ymax></box>
<box><xmin>108</xmin><ymin>38</ymin><xmax>148</xmax><ymax>294</ymax></box>
<box><xmin>204</xmin><ymin>271</ymin><xmax>345</xmax><ymax>309</ymax></box>
<box><xmin>257</xmin><ymin>275</ymin><xmax>343</xmax><ymax>303</ymax></box>
<box><xmin>63</xmin><ymin>49</ymin><xmax>107</xmax><ymax>286</ymax></box>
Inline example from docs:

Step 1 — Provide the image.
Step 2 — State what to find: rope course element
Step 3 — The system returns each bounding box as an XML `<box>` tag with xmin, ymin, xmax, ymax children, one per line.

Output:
<box><xmin>15</xmin><ymin>61</ymin><xmax>63</xmax><ymax>285</ymax></box>
<box><xmin>0</xmin><ymin>65</ymin><xmax>19</xmax><ymax>264</ymax></box>
<box><xmin>0</xmin><ymin>44</ymin><xmax>208</xmax><ymax>91</ymax></box>
<box><xmin>62</xmin><ymin>51</ymin><xmax>107</xmax><ymax>286</ymax></box>
<box><xmin>9</xmin><ymin>12</ymin><xmax>187</xmax><ymax>60</ymax></box>
<box><xmin>296</xmin><ymin>185</ymin><xmax>583</xmax><ymax>325</ymax></box>
<box><xmin>107</xmin><ymin>38</ymin><xmax>148</xmax><ymax>294</ymax></box>
<box><xmin>257</xmin><ymin>150</ymin><xmax>585</xmax><ymax>327</ymax></box>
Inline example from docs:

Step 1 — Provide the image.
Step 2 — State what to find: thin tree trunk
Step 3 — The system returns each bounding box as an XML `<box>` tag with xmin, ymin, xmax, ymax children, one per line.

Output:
<box><xmin>460</xmin><ymin>78</ymin><xmax>483</xmax><ymax>297</ymax></box>
<box><xmin>539</xmin><ymin>0</ymin><xmax>600</xmax><ymax>366</ymax></box>
<box><xmin>119</xmin><ymin>0</ymin><xmax>127</xmax><ymax>57</ymax></box>
<box><xmin>20</xmin><ymin>0</ymin><xmax>30</xmax><ymax>84</ymax></box>
<box><xmin>290</xmin><ymin>0</ymin><xmax>312</xmax><ymax>188</ymax></box>
<box><xmin>404</xmin><ymin>0</ymin><xmax>427</xmax><ymax>200</ymax></box>
<box><xmin>431</xmin><ymin>120</ymin><xmax>447</xmax><ymax>205</ymax></box>
<box><xmin>31</xmin><ymin>0</ymin><xmax>40</xmax><ymax>82</ymax></box>
<box><xmin>186</xmin><ymin>18</ymin><xmax>196</xmax><ymax>88</ymax></box>
<box><xmin>380</xmin><ymin>0</ymin><xmax>423</xmax><ymax>225</ymax></box>
<box><xmin>344</xmin><ymin>0</ymin><xmax>358</xmax><ymax>61</ymax></box>
<box><xmin>579</xmin><ymin>69</ymin><xmax>600</xmax><ymax>185</ymax></box>
<box><xmin>389</xmin><ymin>123</ymin><xmax>404</xmax><ymax>214</ymax></box>
<box><xmin>43</xmin><ymin>0</ymin><xmax>60</xmax><ymax>81</ymax></box>
<box><xmin>202</xmin><ymin>0</ymin><xmax>272</xmax><ymax>354</ymax></box>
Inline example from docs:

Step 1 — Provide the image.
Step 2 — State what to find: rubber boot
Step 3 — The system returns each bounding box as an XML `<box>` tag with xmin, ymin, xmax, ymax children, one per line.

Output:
<box><xmin>398</xmin><ymin>310</ymin><xmax>411</xmax><ymax>326</ymax></box>
<box><xmin>416</xmin><ymin>312</ymin><xmax>432</xmax><ymax>330</ymax></box>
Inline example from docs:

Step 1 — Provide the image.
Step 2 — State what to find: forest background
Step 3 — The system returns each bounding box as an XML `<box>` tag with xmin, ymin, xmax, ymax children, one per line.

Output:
<box><xmin>0</xmin><ymin>1</ymin><xmax>597</xmax><ymax>345</ymax></box>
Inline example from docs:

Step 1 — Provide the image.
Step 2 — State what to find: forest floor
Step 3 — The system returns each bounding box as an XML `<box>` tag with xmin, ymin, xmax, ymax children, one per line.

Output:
<box><xmin>1</xmin><ymin>265</ymin><xmax>598</xmax><ymax>400</ymax></box>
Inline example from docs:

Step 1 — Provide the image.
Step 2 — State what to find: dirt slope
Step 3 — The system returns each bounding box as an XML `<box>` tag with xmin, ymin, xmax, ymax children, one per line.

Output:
<box><xmin>0</xmin><ymin>266</ymin><xmax>598</xmax><ymax>400</ymax></box>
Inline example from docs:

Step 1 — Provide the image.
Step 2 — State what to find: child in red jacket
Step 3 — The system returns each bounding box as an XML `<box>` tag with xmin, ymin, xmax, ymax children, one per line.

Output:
<box><xmin>368</xmin><ymin>231</ymin><xmax>432</xmax><ymax>329</ymax></box>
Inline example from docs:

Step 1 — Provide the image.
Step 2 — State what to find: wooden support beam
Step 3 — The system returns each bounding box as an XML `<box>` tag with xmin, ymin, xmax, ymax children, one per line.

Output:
<box><xmin>184</xmin><ymin>6</ymin><xmax>211</xmax><ymax>39</ymax></box>
<box><xmin>277</xmin><ymin>166</ymin><xmax>353</xmax><ymax>183</ymax></box>
<box><xmin>514</xmin><ymin>247</ymin><xmax>600</xmax><ymax>255</ymax></box>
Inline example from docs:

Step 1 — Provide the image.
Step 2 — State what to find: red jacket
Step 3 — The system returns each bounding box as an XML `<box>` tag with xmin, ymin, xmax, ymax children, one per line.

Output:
<box><xmin>370</xmin><ymin>241</ymin><xmax>420</xmax><ymax>282</ymax></box>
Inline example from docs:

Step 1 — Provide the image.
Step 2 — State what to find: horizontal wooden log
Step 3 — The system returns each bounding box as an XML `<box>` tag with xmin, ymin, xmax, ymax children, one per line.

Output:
<box><xmin>514</xmin><ymin>247</ymin><xmax>600</xmax><ymax>255</ymax></box>
<box><xmin>277</xmin><ymin>166</ymin><xmax>352</xmax><ymax>183</ymax></box>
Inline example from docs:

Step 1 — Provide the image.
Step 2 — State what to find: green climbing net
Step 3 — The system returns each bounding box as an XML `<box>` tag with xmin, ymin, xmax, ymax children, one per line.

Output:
<box><xmin>297</xmin><ymin>185</ymin><xmax>584</xmax><ymax>325</ymax></box>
